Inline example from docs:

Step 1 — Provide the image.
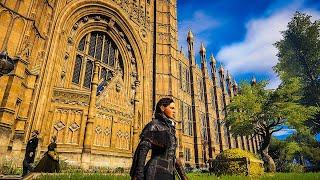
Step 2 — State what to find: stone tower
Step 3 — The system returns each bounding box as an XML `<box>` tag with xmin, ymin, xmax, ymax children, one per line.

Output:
<box><xmin>0</xmin><ymin>0</ymin><xmax>261</xmax><ymax>168</ymax></box>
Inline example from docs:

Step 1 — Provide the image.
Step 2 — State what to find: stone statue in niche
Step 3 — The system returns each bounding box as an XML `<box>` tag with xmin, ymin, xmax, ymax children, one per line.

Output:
<box><xmin>116</xmin><ymin>83</ymin><xmax>121</xmax><ymax>92</ymax></box>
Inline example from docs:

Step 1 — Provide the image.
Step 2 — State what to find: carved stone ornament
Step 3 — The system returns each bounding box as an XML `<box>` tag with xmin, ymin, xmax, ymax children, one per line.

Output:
<box><xmin>104</xmin><ymin>127</ymin><xmax>111</xmax><ymax>136</ymax></box>
<box><xmin>54</xmin><ymin>121</ymin><xmax>65</xmax><ymax>131</ymax></box>
<box><xmin>95</xmin><ymin>125</ymin><xmax>102</xmax><ymax>134</ymax></box>
<box><xmin>52</xmin><ymin>88</ymin><xmax>90</xmax><ymax>106</ymax></box>
<box><xmin>116</xmin><ymin>130</ymin><xmax>123</xmax><ymax>138</ymax></box>
<box><xmin>69</xmin><ymin>122</ymin><xmax>80</xmax><ymax>132</ymax></box>
<box><xmin>116</xmin><ymin>83</ymin><xmax>121</xmax><ymax>92</ymax></box>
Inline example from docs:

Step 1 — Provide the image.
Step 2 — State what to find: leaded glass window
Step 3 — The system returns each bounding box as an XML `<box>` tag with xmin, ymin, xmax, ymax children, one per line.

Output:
<box><xmin>180</xmin><ymin>101</ymin><xmax>184</xmax><ymax>134</ymax></box>
<box><xmin>180</xmin><ymin>102</ymin><xmax>193</xmax><ymax>136</ymax></box>
<box><xmin>179</xmin><ymin>63</ymin><xmax>191</xmax><ymax>94</ymax></box>
<box><xmin>72</xmin><ymin>55</ymin><xmax>83</xmax><ymax>84</ymax></box>
<box><xmin>96</xmin><ymin>35</ymin><xmax>103</xmax><ymax>60</ymax></box>
<box><xmin>201</xmin><ymin>113</ymin><xmax>208</xmax><ymax>141</ymax></box>
<box><xmin>211</xmin><ymin>88</ymin><xmax>215</xmax><ymax>108</ymax></box>
<box><xmin>72</xmin><ymin>31</ymin><xmax>124</xmax><ymax>91</ymax></box>
<box><xmin>78</xmin><ymin>37</ymin><xmax>86</xmax><ymax>52</ymax></box>
<box><xmin>184</xmin><ymin>148</ymin><xmax>191</xmax><ymax>162</ymax></box>
<box><xmin>83</xmin><ymin>60</ymin><xmax>93</xmax><ymax>88</ymax></box>
<box><xmin>88</xmin><ymin>33</ymin><xmax>97</xmax><ymax>57</ymax></box>
<box><xmin>187</xmin><ymin>105</ymin><xmax>193</xmax><ymax>136</ymax></box>
<box><xmin>224</xmin><ymin>124</ymin><xmax>229</xmax><ymax>147</ymax></box>
<box><xmin>214</xmin><ymin>120</ymin><xmax>220</xmax><ymax>145</ymax></box>
<box><xmin>199</xmin><ymin>78</ymin><xmax>205</xmax><ymax>101</ymax></box>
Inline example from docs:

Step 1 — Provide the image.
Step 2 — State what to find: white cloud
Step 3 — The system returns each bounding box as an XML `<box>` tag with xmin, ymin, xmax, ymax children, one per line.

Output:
<box><xmin>273</xmin><ymin>128</ymin><xmax>296</xmax><ymax>137</ymax></box>
<box><xmin>216</xmin><ymin>4</ymin><xmax>320</xmax><ymax>89</ymax></box>
<box><xmin>178</xmin><ymin>11</ymin><xmax>219</xmax><ymax>55</ymax></box>
<box><xmin>266</xmin><ymin>75</ymin><xmax>281</xmax><ymax>90</ymax></box>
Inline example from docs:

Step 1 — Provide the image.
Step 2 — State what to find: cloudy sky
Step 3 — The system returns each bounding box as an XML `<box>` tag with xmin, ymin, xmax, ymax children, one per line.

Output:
<box><xmin>177</xmin><ymin>0</ymin><xmax>320</xmax><ymax>139</ymax></box>
<box><xmin>177</xmin><ymin>0</ymin><xmax>320</xmax><ymax>89</ymax></box>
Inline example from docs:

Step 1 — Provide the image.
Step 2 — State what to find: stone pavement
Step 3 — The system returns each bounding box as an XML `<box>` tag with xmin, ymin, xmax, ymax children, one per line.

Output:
<box><xmin>0</xmin><ymin>173</ymin><xmax>41</xmax><ymax>180</ymax></box>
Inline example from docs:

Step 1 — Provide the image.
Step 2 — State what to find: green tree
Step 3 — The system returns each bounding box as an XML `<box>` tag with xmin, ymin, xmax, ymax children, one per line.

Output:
<box><xmin>274</xmin><ymin>11</ymin><xmax>320</xmax><ymax>134</ymax></box>
<box><xmin>225</xmin><ymin>80</ymin><xmax>316</xmax><ymax>172</ymax></box>
<box><xmin>269</xmin><ymin>133</ymin><xmax>320</xmax><ymax>172</ymax></box>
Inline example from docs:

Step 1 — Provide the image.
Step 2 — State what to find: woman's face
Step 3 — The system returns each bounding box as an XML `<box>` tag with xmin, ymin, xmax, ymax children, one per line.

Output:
<box><xmin>161</xmin><ymin>102</ymin><xmax>176</xmax><ymax>119</ymax></box>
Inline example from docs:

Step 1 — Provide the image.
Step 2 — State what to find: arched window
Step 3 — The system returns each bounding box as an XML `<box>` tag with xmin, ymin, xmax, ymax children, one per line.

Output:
<box><xmin>72</xmin><ymin>31</ymin><xmax>124</xmax><ymax>90</ymax></box>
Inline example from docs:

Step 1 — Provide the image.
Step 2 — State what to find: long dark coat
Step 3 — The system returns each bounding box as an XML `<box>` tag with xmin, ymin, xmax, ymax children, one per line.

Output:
<box><xmin>24</xmin><ymin>137</ymin><xmax>39</xmax><ymax>163</ymax></box>
<box><xmin>33</xmin><ymin>142</ymin><xmax>60</xmax><ymax>173</ymax></box>
<box><xmin>130</xmin><ymin>113</ymin><xmax>178</xmax><ymax>180</ymax></box>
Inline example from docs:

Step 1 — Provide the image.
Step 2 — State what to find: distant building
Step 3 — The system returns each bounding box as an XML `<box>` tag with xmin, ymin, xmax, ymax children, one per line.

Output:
<box><xmin>0</xmin><ymin>0</ymin><xmax>261</xmax><ymax>168</ymax></box>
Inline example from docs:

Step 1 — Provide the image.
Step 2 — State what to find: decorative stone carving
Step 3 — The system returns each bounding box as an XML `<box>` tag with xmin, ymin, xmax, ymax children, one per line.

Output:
<box><xmin>82</xmin><ymin>16</ymin><xmax>89</xmax><ymax>22</ymax></box>
<box><xmin>72</xmin><ymin>23</ymin><xmax>79</xmax><ymax>30</ymax></box>
<box><xmin>64</xmin><ymin>52</ymin><xmax>69</xmax><ymax>60</ymax></box>
<box><xmin>93</xmin><ymin>15</ymin><xmax>101</xmax><ymax>21</ymax></box>
<box><xmin>69</xmin><ymin>122</ymin><xmax>80</xmax><ymax>132</ymax></box>
<box><xmin>111</xmin><ymin>0</ymin><xmax>150</xmax><ymax>30</ymax></box>
<box><xmin>52</xmin><ymin>88</ymin><xmax>90</xmax><ymax>106</ymax></box>
<box><xmin>95</xmin><ymin>125</ymin><xmax>102</xmax><ymax>134</ymax></box>
<box><xmin>118</xmin><ymin>118</ymin><xmax>131</xmax><ymax>125</ymax></box>
<box><xmin>131</xmin><ymin>72</ymin><xmax>138</xmax><ymax>78</ymax></box>
<box><xmin>54</xmin><ymin>121</ymin><xmax>65</xmax><ymax>131</ymax></box>
<box><xmin>116</xmin><ymin>82</ymin><xmax>121</xmax><ymax>92</ymax></box>
<box><xmin>67</xmin><ymin>37</ymin><xmax>74</xmax><ymax>45</ymax></box>
<box><xmin>96</xmin><ymin>113</ymin><xmax>113</xmax><ymax>120</ymax></box>
<box><xmin>131</xmin><ymin>57</ymin><xmax>136</xmax><ymax>64</ymax></box>
<box><xmin>104</xmin><ymin>127</ymin><xmax>111</xmax><ymax>136</ymax></box>
<box><xmin>97</xmin><ymin>106</ymin><xmax>133</xmax><ymax>119</ymax></box>
<box><xmin>134</xmin><ymin>80</ymin><xmax>140</xmax><ymax>87</ymax></box>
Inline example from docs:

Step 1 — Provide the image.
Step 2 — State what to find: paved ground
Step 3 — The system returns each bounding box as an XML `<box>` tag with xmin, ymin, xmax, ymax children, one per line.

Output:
<box><xmin>0</xmin><ymin>173</ymin><xmax>41</xmax><ymax>180</ymax></box>
<box><xmin>0</xmin><ymin>175</ymin><xmax>22</xmax><ymax>179</ymax></box>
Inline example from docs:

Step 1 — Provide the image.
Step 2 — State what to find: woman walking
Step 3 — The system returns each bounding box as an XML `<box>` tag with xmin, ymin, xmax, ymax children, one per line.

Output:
<box><xmin>130</xmin><ymin>97</ymin><xmax>188</xmax><ymax>180</ymax></box>
<box><xmin>33</xmin><ymin>136</ymin><xmax>60</xmax><ymax>173</ymax></box>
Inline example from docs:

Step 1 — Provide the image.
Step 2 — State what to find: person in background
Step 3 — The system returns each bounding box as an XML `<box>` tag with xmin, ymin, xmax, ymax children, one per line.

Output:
<box><xmin>130</xmin><ymin>97</ymin><xmax>188</xmax><ymax>180</ymax></box>
<box><xmin>33</xmin><ymin>135</ymin><xmax>60</xmax><ymax>173</ymax></box>
<box><xmin>22</xmin><ymin>130</ymin><xmax>39</xmax><ymax>177</ymax></box>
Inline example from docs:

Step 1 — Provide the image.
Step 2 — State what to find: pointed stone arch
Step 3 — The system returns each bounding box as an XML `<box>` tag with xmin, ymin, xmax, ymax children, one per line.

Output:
<box><xmin>29</xmin><ymin>1</ymin><xmax>146</xmax><ymax>167</ymax></box>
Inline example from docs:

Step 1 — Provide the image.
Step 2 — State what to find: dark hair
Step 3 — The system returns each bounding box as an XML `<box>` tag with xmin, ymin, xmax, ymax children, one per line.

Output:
<box><xmin>155</xmin><ymin>97</ymin><xmax>174</xmax><ymax>114</ymax></box>
<box><xmin>32</xmin><ymin>130</ymin><xmax>39</xmax><ymax>135</ymax></box>
<box><xmin>51</xmin><ymin>135</ymin><xmax>57</xmax><ymax>142</ymax></box>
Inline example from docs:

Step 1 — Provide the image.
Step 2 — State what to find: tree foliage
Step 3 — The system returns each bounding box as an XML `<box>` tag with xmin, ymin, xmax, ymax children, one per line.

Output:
<box><xmin>226</xmin><ymin>80</ymin><xmax>315</xmax><ymax>137</ymax></box>
<box><xmin>269</xmin><ymin>134</ymin><xmax>320</xmax><ymax>172</ymax></box>
<box><xmin>274</xmin><ymin>11</ymin><xmax>320</xmax><ymax>133</ymax></box>
<box><xmin>225</xmin><ymin>80</ymin><xmax>317</xmax><ymax>172</ymax></box>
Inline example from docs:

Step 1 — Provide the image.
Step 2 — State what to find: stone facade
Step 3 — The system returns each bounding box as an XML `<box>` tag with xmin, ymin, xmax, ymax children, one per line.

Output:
<box><xmin>0</xmin><ymin>0</ymin><xmax>261</xmax><ymax>169</ymax></box>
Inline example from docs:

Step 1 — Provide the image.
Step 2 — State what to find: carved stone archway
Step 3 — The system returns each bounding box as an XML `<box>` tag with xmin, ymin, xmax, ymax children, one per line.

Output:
<box><xmin>29</xmin><ymin>0</ymin><xmax>145</xmax><ymax>168</ymax></box>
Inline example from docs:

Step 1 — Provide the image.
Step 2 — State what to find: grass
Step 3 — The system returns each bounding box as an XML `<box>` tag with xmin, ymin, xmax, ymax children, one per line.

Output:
<box><xmin>186</xmin><ymin>172</ymin><xmax>320</xmax><ymax>180</ymax></box>
<box><xmin>35</xmin><ymin>172</ymin><xmax>320</xmax><ymax>180</ymax></box>
<box><xmin>35</xmin><ymin>173</ymin><xmax>130</xmax><ymax>180</ymax></box>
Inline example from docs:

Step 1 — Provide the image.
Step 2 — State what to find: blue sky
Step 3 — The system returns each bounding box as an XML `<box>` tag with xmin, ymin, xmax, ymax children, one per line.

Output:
<box><xmin>177</xmin><ymin>0</ymin><xmax>320</xmax><ymax>140</ymax></box>
<box><xmin>177</xmin><ymin>0</ymin><xmax>320</xmax><ymax>89</ymax></box>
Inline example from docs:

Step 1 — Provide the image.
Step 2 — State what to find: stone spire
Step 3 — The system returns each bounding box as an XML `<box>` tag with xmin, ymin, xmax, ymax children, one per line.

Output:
<box><xmin>226</xmin><ymin>71</ymin><xmax>231</xmax><ymax>81</ymax></box>
<box><xmin>210</xmin><ymin>54</ymin><xmax>216</xmax><ymax>65</ymax></box>
<box><xmin>200</xmin><ymin>42</ymin><xmax>206</xmax><ymax>54</ymax></box>
<box><xmin>199</xmin><ymin>42</ymin><xmax>207</xmax><ymax>68</ymax></box>
<box><xmin>233</xmin><ymin>79</ymin><xmax>238</xmax><ymax>95</ymax></box>
<box><xmin>226</xmin><ymin>71</ymin><xmax>233</xmax><ymax>97</ymax></box>
<box><xmin>187</xmin><ymin>29</ymin><xmax>194</xmax><ymax>42</ymax></box>
<box><xmin>219</xmin><ymin>64</ymin><xmax>224</xmax><ymax>74</ymax></box>
<box><xmin>187</xmin><ymin>30</ymin><xmax>195</xmax><ymax>65</ymax></box>
<box><xmin>251</xmin><ymin>76</ymin><xmax>257</xmax><ymax>86</ymax></box>
<box><xmin>233</xmin><ymin>79</ymin><xmax>238</xmax><ymax>88</ymax></box>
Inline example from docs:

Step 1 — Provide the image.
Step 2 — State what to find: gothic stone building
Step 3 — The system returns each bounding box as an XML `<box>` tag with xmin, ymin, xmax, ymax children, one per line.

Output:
<box><xmin>0</xmin><ymin>0</ymin><xmax>262</xmax><ymax>168</ymax></box>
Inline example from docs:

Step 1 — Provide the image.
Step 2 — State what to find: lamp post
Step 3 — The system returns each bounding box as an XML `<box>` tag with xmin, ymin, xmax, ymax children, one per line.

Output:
<box><xmin>0</xmin><ymin>51</ymin><xmax>14</xmax><ymax>77</ymax></box>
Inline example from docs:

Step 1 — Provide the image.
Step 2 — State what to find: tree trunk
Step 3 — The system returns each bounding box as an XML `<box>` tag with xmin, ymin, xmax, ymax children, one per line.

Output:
<box><xmin>260</xmin><ymin>134</ymin><xmax>276</xmax><ymax>172</ymax></box>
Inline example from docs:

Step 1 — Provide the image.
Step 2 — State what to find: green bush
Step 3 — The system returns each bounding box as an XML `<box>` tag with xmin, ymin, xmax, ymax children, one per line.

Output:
<box><xmin>0</xmin><ymin>156</ymin><xmax>22</xmax><ymax>175</ymax></box>
<box><xmin>113</xmin><ymin>167</ymin><xmax>125</xmax><ymax>173</ymax></box>
<box><xmin>211</xmin><ymin>148</ymin><xmax>264</xmax><ymax>176</ymax></box>
<box><xmin>284</xmin><ymin>163</ymin><xmax>305</xmax><ymax>173</ymax></box>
